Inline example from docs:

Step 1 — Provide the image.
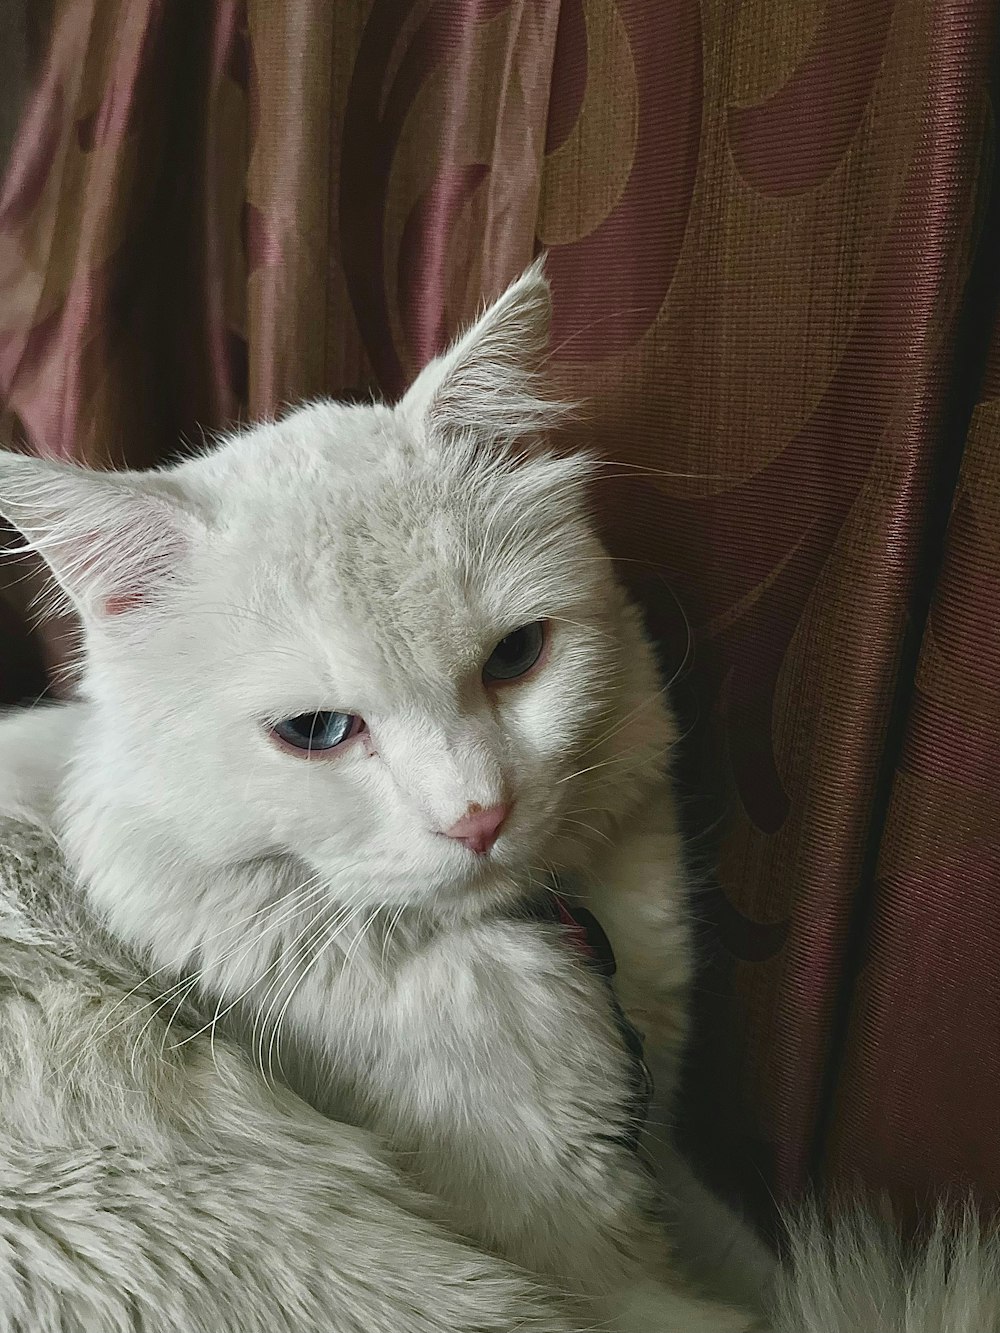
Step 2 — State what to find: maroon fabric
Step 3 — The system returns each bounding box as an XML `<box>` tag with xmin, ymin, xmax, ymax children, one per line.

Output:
<box><xmin>827</xmin><ymin>320</ymin><xmax>1000</xmax><ymax>1217</ymax></box>
<box><xmin>541</xmin><ymin>0</ymin><xmax>999</xmax><ymax>1214</ymax></box>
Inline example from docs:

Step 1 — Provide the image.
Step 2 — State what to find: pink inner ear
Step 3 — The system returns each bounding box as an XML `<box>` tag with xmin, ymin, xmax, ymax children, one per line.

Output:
<box><xmin>102</xmin><ymin>590</ymin><xmax>148</xmax><ymax>616</ymax></box>
<box><xmin>69</xmin><ymin>530</ymin><xmax>147</xmax><ymax>617</ymax></box>
<box><xmin>83</xmin><ymin>508</ymin><xmax>187</xmax><ymax>619</ymax></box>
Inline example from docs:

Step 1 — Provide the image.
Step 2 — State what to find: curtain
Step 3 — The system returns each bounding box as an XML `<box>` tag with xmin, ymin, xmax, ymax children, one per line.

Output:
<box><xmin>1</xmin><ymin>0</ymin><xmax>998</xmax><ymax>1227</ymax></box>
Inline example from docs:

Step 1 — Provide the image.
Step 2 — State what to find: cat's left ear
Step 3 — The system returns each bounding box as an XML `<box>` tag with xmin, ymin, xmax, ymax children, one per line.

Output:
<box><xmin>0</xmin><ymin>452</ymin><xmax>196</xmax><ymax>625</ymax></box>
<box><xmin>398</xmin><ymin>257</ymin><xmax>571</xmax><ymax>446</ymax></box>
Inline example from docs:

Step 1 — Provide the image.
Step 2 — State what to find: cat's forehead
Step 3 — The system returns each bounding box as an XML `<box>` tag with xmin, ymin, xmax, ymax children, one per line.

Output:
<box><xmin>216</xmin><ymin>404</ymin><xmax>535</xmax><ymax>563</ymax></box>
<box><xmin>193</xmin><ymin>402</ymin><xmax>594</xmax><ymax>671</ymax></box>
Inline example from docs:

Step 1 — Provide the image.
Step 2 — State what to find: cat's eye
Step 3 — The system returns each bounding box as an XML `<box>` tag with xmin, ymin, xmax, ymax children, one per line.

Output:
<box><xmin>270</xmin><ymin>711</ymin><xmax>364</xmax><ymax>754</ymax></box>
<box><xmin>483</xmin><ymin>621</ymin><xmax>547</xmax><ymax>684</ymax></box>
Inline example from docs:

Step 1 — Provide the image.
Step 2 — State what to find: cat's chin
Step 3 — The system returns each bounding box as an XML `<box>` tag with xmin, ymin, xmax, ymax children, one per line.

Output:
<box><xmin>295</xmin><ymin>848</ymin><xmax>531</xmax><ymax>924</ymax></box>
<box><xmin>403</xmin><ymin>855</ymin><xmax>538</xmax><ymax>921</ymax></box>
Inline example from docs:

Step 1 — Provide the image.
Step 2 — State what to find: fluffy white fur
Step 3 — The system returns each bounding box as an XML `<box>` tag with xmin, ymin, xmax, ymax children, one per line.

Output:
<box><xmin>0</xmin><ymin>816</ymin><xmax>576</xmax><ymax>1333</ymax></box>
<box><xmin>772</xmin><ymin>1206</ymin><xmax>1000</xmax><ymax>1332</ymax></box>
<box><xmin>0</xmin><ymin>261</ymin><xmax>990</xmax><ymax>1331</ymax></box>
<box><xmin>0</xmin><ymin>263</ymin><xmax>761</xmax><ymax>1331</ymax></box>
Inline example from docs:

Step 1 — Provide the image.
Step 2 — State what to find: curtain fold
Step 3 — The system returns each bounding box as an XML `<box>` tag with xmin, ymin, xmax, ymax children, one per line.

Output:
<box><xmin>827</xmin><ymin>320</ymin><xmax>1000</xmax><ymax>1213</ymax></box>
<box><xmin>1</xmin><ymin>0</ymin><xmax>998</xmax><ymax>1221</ymax></box>
<box><xmin>246</xmin><ymin>0</ymin><xmax>563</xmax><ymax>413</ymax></box>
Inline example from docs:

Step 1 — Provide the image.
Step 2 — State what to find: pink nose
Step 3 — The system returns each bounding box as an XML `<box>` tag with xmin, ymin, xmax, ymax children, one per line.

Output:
<box><xmin>441</xmin><ymin>802</ymin><xmax>510</xmax><ymax>856</ymax></box>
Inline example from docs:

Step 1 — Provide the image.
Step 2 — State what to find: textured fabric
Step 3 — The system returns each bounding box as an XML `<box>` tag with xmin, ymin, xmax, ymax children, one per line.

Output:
<box><xmin>827</xmin><ymin>322</ymin><xmax>1000</xmax><ymax>1213</ymax></box>
<box><xmin>1</xmin><ymin>0</ymin><xmax>999</xmax><ymax>1223</ymax></box>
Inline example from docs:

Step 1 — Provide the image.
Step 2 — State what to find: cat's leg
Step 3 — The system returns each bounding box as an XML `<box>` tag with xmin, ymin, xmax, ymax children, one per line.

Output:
<box><xmin>573</xmin><ymin>790</ymin><xmax>694</xmax><ymax>1096</ymax></box>
<box><xmin>654</xmin><ymin>1143</ymin><xmax>779</xmax><ymax>1313</ymax></box>
<box><xmin>577</xmin><ymin>793</ymin><xmax>777</xmax><ymax>1314</ymax></box>
<box><xmin>368</xmin><ymin>918</ymin><xmax>759</xmax><ymax>1333</ymax></box>
<box><xmin>0</xmin><ymin>701</ymin><xmax>82</xmax><ymax>829</ymax></box>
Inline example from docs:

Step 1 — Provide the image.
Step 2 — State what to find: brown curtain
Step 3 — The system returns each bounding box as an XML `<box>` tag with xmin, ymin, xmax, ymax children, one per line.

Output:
<box><xmin>1</xmin><ymin>0</ymin><xmax>998</xmax><ymax>1227</ymax></box>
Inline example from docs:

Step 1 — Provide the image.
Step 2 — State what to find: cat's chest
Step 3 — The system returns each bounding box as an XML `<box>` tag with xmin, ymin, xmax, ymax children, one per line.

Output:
<box><xmin>299</xmin><ymin>915</ymin><xmax>632</xmax><ymax>1140</ymax></box>
<box><xmin>295</xmin><ymin>920</ymin><xmax>535</xmax><ymax>1085</ymax></box>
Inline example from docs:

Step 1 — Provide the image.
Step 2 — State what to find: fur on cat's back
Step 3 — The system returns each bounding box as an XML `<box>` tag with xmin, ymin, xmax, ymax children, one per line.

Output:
<box><xmin>0</xmin><ymin>814</ymin><xmax>578</xmax><ymax>1333</ymax></box>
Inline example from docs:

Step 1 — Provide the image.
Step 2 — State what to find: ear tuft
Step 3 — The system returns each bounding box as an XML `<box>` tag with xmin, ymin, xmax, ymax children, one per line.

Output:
<box><xmin>0</xmin><ymin>452</ymin><xmax>192</xmax><ymax>625</ymax></box>
<box><xmin>399</xmin><ymin>257</ymin><xmax>573</xmax><ymax>446</ymax></box>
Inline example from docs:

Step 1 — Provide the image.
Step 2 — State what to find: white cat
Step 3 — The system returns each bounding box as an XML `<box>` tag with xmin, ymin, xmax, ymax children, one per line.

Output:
<box><xmin>0</xmin><ymin>262</ymin><xmax>763</xmax><ymax>1332</ymax></box>
<box><xmin>2</xmin><ymin>262</ymin><xmax>990</xmax><ymax>1333</ymax></box>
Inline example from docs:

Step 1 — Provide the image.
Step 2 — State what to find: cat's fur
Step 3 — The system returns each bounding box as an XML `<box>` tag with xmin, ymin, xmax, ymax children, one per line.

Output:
<box><xmin>771</xmin><ymin>1205</ymin><xmax>1000</xmax><ymax>1332</ymax></box>
<box><xmin>1</xmin><ymin>262</ymin><xmax>992</xmax><ymax>1332</ymax></box>
<box><xmin>0</xmin><ymin>814</ymin><xmax>577</xmax><ymax>1333</ymax></box>
<box><xmin>0</xmin><ymin>264</ymin><xmax>763</xmax><ymax>1332</ymax></box>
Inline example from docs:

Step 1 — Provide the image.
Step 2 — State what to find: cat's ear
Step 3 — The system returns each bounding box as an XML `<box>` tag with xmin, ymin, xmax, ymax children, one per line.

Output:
<box><xmin>399</xmin><ymin>257</ymin><xmax>571</xmax><ymax>445</ymax></box>
<box><xmin>0</xmin><ymin>452</ymin><xmax>194</xmax><ymax>624</ymax></box>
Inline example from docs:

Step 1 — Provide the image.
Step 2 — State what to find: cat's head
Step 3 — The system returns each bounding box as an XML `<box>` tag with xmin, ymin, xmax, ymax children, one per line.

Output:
<box><xmin>0</xmin><ymin>263</ymin><xmax>670</xmax><ymax>916</ymax></box>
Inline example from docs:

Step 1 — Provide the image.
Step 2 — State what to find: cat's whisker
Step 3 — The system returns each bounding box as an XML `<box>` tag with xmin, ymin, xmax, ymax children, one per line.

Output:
<box><xmin>130</xmin><ymin>974</ymin><xmax>201</xmax><ymax>1081</ymax></box>
<box><xmin>154</xmin><ymin>976</ymin><xmax>204</xmax><ymax>1067</ymax></box>
<box><xmin>261</xmin><ymin>892</ymin><xmax>372</xmax><ymax>1084</ymax></box>
<box><xmin>342</xmin><ymin>906</ymin><xmax>382</xmax><ymax>973</ymax></box>
<box><xmin>169</xmin><ymin>874</ymin><xmax>333</xmax><ymax>1054</ymax></box>
<box><xmin>251</xmin><ymin>884</ymin><xmax>370</xmax><ymax>1080</ymax></box>
<box><xmin>571</xmin><ymin>685</ymin><xmax>672</xmax><ymax>763</ymax></box>
<box><xmin>81</xmin><ymin>879</ymin><xmax>336</xmax><ymax>1089</ymax></box>
<box><xmin>86</xmin><ymin>872</ymin><xmax>331</xmax><ymax>1056</ymax></box>
<box><xmin>586</xmin><ymin>457</ymin><xmax>739</xmax><ymax>482</ymax></box>
<box><xmin>559</xmin><ymin>816</ymin><xmax>614</xmax><ymax>846</ymax></box>
<box><xmin>380</xmin><ymin>902</ymin><xmax>407</xmax><ymax>971</ymax></box>
<box><xmin>85</xmin><ymin>878</ymin><xmax>319</xmax><ymax>1039</ymax></box>
<box><xmin>542</xmin><ymin>305</ymin><xmax>648</xmax><ymax>362</ymax></box>
<box><xmin>557</xmin><ymin>750</ymin><xmax>646</xmax><ymax>787</ymax></box>
<box><xmin>544</xmin><ymin>613</ymin><xmax>617</xmax><ymax>645</ymax></box>
<box><xmin>250</xmin><ymin>906</ymin><xmax>339</xmax><ymax>1085</ymax></box>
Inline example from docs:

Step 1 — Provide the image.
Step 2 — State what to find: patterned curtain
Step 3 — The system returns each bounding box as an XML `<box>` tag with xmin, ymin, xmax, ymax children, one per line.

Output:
<box><xmin>1</xmin><ymin>0</ymin><xmax>998</xmax><ymax>1226</ymax></box>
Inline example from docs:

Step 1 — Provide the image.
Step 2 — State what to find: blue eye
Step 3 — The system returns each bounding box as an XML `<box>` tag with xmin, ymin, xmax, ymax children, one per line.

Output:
<box><xmin>271</xmin><ymin>711</ymin><xmax>363</xmax><ymax>754</ymax></box>
<box><xmin>483</xmin><ymin>621</ymin><xmax>547</xmax><ymax>683</ymax></box>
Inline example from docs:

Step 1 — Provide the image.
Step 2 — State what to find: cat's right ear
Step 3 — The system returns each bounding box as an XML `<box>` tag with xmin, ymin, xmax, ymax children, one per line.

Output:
<box><xmin>398</xmin><ymin>257</ymin><xmax>572</xmax><ymax>447</ymax></box>
<box><xmin>0</xmin><ymin>452</ymin><xmax>195</xmax><ymax>625</ymax></box>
